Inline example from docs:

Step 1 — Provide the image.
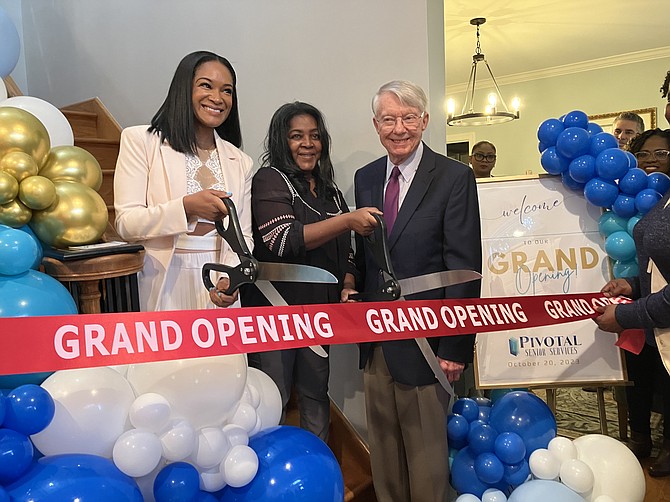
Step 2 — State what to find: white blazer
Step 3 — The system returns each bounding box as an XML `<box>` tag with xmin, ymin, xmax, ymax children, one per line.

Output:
<box><xmin>113</xmin><ymin>125</ymin><xmax>254</xmax><ymax>312</ymax></box>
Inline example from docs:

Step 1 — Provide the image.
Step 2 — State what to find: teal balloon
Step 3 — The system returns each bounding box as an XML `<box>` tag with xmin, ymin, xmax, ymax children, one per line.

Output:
<box><xmin>0</xmin><ymin>228</ymin><xmax>39</xmax><ymax>276</ymax></box>
<box><xmin>613</xmin><ymin>259</ymin><xmax>639</xmax><ymax>278</ymax></box>
<box><xmin>0</xmin><ymin>7</ymin><xmax>20</xmax><ymax>78</ymax></box>
<box><xmin>17</xmin><ymin>225</ymin><xmax>43</xmax><ymax>270</ymax></box>
<box><xmin>627</xmin><ymin>214</ymin><xmax>642</xmax><ymax>235</ymax></box>
<box><xmin>598</xmin><ymin>210</ymin><xmax>628</xmax><ymax>237</ymax></box>
<box><xmin>605</xmin><ymin>231</ymin><xmax>637</xmax><ymax>262</ymax></box>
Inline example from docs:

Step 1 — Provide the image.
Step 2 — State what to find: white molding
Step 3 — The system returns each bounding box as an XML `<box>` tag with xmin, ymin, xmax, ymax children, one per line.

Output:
<box><xmin>448</xmin><ymin>46</ymin><xmax>670</xmax><ymax>93</ymax></box>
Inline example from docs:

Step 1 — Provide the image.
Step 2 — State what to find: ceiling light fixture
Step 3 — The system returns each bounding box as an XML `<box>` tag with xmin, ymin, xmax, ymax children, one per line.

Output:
<box><xmin>447</xmin><ymin>17</ymin><xmax>520</xmax><ymax>127</ymax></box>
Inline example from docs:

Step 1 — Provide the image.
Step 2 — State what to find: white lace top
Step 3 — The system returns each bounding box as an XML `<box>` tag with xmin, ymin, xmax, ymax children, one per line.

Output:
<box><xmin>185</xmin><ymin>149</ymin><xmax>227</xmax><ymax>194</ymax></box>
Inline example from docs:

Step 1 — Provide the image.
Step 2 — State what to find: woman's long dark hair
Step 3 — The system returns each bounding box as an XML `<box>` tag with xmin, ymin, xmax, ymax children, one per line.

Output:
<box><xmin>262</xmin><ymin>102</ymin><xmax>336</xmax><ymax>199</ymax></box>
<box><xmin>149</xmin><ymin>51</ymin><xmax>242</xmax><ymax>154</ymax></box>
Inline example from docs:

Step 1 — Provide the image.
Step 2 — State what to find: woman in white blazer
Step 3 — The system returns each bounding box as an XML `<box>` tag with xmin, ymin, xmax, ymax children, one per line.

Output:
<box><xmin>114</xmin><ymin>51</ymin><xmax>253</xmax><ymax>312</ymax></box>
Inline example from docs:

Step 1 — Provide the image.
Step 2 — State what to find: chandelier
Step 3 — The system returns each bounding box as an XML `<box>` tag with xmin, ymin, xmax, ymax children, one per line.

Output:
<box><xmin>447</xmin><ymin>18</ymin><xmax>520</xmax><ymax>127</ymax></box>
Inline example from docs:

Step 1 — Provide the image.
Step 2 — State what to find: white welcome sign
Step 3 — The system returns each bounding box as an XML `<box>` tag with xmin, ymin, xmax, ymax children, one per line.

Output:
<box><xmin>475</xmin><ymin>175</ymin><xmax>626</xmax><ymax>387</ymax></box>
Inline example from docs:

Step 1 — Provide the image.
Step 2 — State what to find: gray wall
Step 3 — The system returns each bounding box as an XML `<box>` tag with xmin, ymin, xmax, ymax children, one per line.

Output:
<box><xmin>2</xmin><ymin>0</ymin><xmax>446</xmax><ymax>440</ymax></box>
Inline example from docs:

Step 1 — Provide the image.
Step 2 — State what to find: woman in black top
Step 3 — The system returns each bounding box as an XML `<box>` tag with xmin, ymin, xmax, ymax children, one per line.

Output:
<box><xmin>243</xmin><ymin>102</ymin><xmax>380</xmax><ymax>440</ymax></box>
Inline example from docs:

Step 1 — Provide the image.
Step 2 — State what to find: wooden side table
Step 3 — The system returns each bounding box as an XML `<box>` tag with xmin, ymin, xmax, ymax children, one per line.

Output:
<box><xmin>42</xmin><ymin>250</ymin><xmax>145</xmax><ymax>314</ymax></box>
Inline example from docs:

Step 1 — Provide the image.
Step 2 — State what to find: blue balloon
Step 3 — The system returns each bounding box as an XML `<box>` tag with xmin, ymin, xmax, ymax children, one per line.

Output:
<box><xmin>507</xmin><ymin>479</ymin><xmax>584</xmax><ymax>502</ymax></box>
<box><xmin>17</xmin><ymin>226</ymin><xmax>44</xmax><ymax>270</ymax></box>
<box><xmin>0</xmin><ymin>229</ymin><xmax>39</xmax><ymax>276</ymax></box>
<box><xmin>540</xmin><ymin>147</ymin><xmax>569</xmax><ymax>175</ymax></box>
<box><xmin>538</xmin><ymin>141</ymin><xmax>550</xmax><ymax>153</ymax></box>
<box><xmin>537</xmin><ymin>119</ymin><xmax>564</xmax><ymax>147</ymax></box>
<box><xmin>154</xmin><ymin>462</ymin><xmax>200</xmax><ymax>502</ymax></box>
<box><xmin>560</xmin><ymin>171</ymin><xmax>585</xmax><ymax>191</ymax></box>
<box><xmin>605</xmin><ymin>231</ymin><xmax>637</xmax><ymax>262</ymax></box>
<box><xmin>0</xmin><ymin>270</ymin><xmax>75</xmax><ymax>389</ymax></box>
<box><xmin>595</xmin><ymin>147</ymin><xmax>630</xmax><ymax>181</ymax></box>
<box><xmin>469</xmin><ymin>419</ymin><xmax>488</xmax><ymax>436</ymax></box>
<box><xmin>0</xmin><ymin>428</ymin><xmax>33</xmax><ymax>484</ymax></box>
<box><xmin>0</xmin><ymin>7</ymin><xmax>20</xmax><ymax>78</ymax></box>
<box><xmin>453</xmin><ymin>398</ymin><xmax>480</xmax><ymax>422</ymax></box>
<box><xmin>3</xmin><ymin>385</ymin><xmax>55</xmax><ymax>436</ymax></box>
<box><xmin>488</xmin><ymin>391</ymin><xmax>556</xmax><ymax>459</ymax></box>
<box><xmin>619</xmin><ymin>168</ymin><xmax>648</xmax><ymax>195</ymax></box>
<box><xmin>561</xmin><ymin>110</ymin><xmax>588</xmax><ymax>129</ymax></box>
<box><xmin>478</xmin><ymin>406</ymin><xmax>491</xmax><ymax>423</ymax></box>
<box><xmin>611</xmin><ymin>194</ymin><xmax>638</xmax><ymax>218</ymax></box>
<box><xmin>451</xmin><ymin>447</ymin><xmax>490</xmax><ymax>497</ymax></box>
<box><xmin>624</xmin><ymin>150</ymin><xmax>638</xmax><ymax>169</ymax></box>
<box><xmin>0</xmin><ymin>486</ymin><xmax>8</xmax><ymax>502</ymax></box>
<box><xmin>567</xmin><ymin>154</ymin><xmax>596</xmax><ymax>183</ymax></box>
<box><xmin>635</xmin><ymin>188</ymin><xmax>662</xmax><ymax>214</ymax></box>
<box><xmin>613</xmin><ymin>259</ymin><xmax>639</xmax><ymax>278</ymax></box>
<box><xmin>589</xmin><ymin>132</ymin><xmax>619</xmax><ymax>157</ymax></box>
<box><xmin>503</xmin><ymin>459</ymin><xmax>530</xmax><ymax>487</ymax></box>
<box><xmin>6</xmin><ymin>453</ymin><xmax>142</xmax><ymax>501</ymax></box>
<box><xmin>468</xmin><ymin>423</ymin><xmax>498</xmax><ymax>455</ymax></box>
<box><xmin>474</xmin><ymin>396</ymin><xmax>492</xmax><ymax>408</ymax></box>
<box><xmin>586</xmin><ymin>122</ymin><xmax>603</xmax><ymax>136</ymax></box>
<box><xmin>0</xmin><ymin>395</ymin><xmax>5</xmax><ymax>425</ymax></box>
<box><xmin>647</xmin><ymin>171</ymin><xmax>670</xmax><ymax>195</ymax></box>
<box><xmin>598</xmin><ymin>210</ymin><xmax>628</xmax><ymax>237</ymax></box>
<box><xmin>494</xmin><ymin>431</ymin><xmax>526</xmax><ymax>465</ymax></box>
<box><xmin>220</xmin><ymin>426</ymin><xmax>343</xmax><ymax>502</ymax></box>
<box><xmin>584</xmin><ymin>177</ymin><xmax>619</xmax><ymax>208</ymax></box>
<box><xmin>489</xmin><ymin>388</ymin><xmax>527</xmax><ymax>403</ymax></box>
<box><xmin>555</xmin><ymin>127</ymin><xmax>591</xmax><ymax>159</ymax></box>
<box><xmin>448</xmin><ymin>413</ymin><xmax>470</xmax><ymax>448</ymax></box>
<box><xmin>627</xmin><ymin>214</ymin><xmax>642</xmax><ymax>234</ymax></box>
<box><xmin>474</xmin><ymin>452</ymin><xmax>504</xmax><ymax>484</ymax></box>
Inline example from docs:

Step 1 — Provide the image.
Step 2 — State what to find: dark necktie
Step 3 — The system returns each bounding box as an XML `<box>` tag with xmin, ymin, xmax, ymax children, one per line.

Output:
<box><xmin>383</xmin><ymin>166</ymin><xmax>401</xmax><ymax>234</ymax></box>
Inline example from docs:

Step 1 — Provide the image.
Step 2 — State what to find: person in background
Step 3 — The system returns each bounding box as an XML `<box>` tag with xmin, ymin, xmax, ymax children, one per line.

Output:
<box><xmin>347</xmin><ymin>80</ymin><xmax>482</xmax><ymax>502</ymax></box>
<box><xmin>630</xmin><ymin>129</ymin><xmax>670</xmax><ymax>175</ymax></box>
<box><xmin>243</xmin><ymin>101</ymin><xmax>380</xmax><ymax>441</ymax></box>
<box><xmin>114</xmin><ymin>50</ymin><xmax>253</xmax><ymax>312</ymax></box>
<box><xmin>661</xmin><ymin>70</ymin><xmax>670</xmax><ymax>126</ymax></box>
<box><xmin>469</xmin><ymin>140</ymin><xmax>497</xmax><ymax>178</ymax></box>
<box><xmin>612</xmin><ymin>111</ymin><xmax>645</xmax><ymax>149</ymax></box>
<box><xmin>595</xmin><ymin>127</ymin><xmax>670</xmax><ymax>477</ymax></box>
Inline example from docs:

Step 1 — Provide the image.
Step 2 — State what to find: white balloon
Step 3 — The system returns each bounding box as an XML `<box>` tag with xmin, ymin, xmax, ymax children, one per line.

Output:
<box><xmin>528</xmin><ymin>448</ymin><xmax>561</xmax><ymax>480</ymax></box>
<box><xmin>574</xmin><ymin>434</ymin><xmax>645</xmax><ymax>502</ymax></box>
<box><xmin>200</xmin><ymin>466</ymin><xmax>227</xmax><ymax>492</ymax></box>
<box><xmin>191</xmin><ymin>427</ymin><xmax>231</xmax><ymax>469</ymax></box>
<box><xmin>249</xmin><ymin>413</ymin><xmax>263</xmax><ymax>437</ymax></box>
<box><xmin>559</xmin><ymin>458</ymin><xmax>594</xmax><ymax>494</ymax></box>
<box><xmin>482</xmin><ymin>487</ymin><xmax>508</xmax><ymax>502</ymax></box>
<box><xmin>455</xmin><ymin>495</ymin><xmax>481</xmax><ymax>502</ymax></box>
<box><xmin>160</xmin><ymin>419</ymin><xmax>196</xmax><ymax>462</ymax></box>
<box><xmin>222</xmin><ymin>424</ymin><xmax>249</xmax><ymax>447</ymax></box>
<box><xmin>242</xmin><ymin>382</ymin><xmax>261</xmax><ymax>408</ymax></box>
<box><xmin>246</xmin><ymin>367</ymin><xmax>282</xmax><ymax>430</ymax></box>
<box><xmin>592</xmin><ymin>496</ymin><xmax>616</xmax><ymax>502</ymax></box>
<box><xmin>548</xmin><ymin>436</ymin><xmax>578</xmax><ymax>464</ymax></box>
<box><xmin>221</xmin><ymin>444</ymin><xmax>259</xmax><ymax>488</ymax></box>
<box><xmin>130</xmin><ymin>393</ymin><xmax>171</xmax><ymax>432</ymax></box>
<box><xmin>0</xmin><ymin>79</ymin><xmax>6</xmax><ymax>101</ymax></box>
<box><xmin>112</xmin><ymin>429</ymin><xmax>163</xmax><ymax>478</ymax></box>
<box><xmin>231</xmin><ymin>402</ymin><xmax>258</xmax><ymax>433</ymax></box>
<box><xmin>0</xmin><ymin>95</ymin><xmax>74</xmax><ymax>147</ymax></box>
<box><xmin>127</xmin><ymin>355</ymin><xmax>247</xmax><ymax>429</ymax></box>
<box><xmin>32</xmin><ymin>367</ymin><xmax>136</xmax><ymax>457</ymax></box>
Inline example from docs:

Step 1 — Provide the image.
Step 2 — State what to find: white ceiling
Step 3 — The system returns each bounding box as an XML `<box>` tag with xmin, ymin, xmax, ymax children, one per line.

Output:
<box><xmin>445</xmin><ymin>0</ymin><xmax>670</xmax><ymax>88</ymax></box>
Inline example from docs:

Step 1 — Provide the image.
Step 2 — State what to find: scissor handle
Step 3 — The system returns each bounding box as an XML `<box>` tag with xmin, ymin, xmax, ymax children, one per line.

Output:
<box><xmin>349</xmin><ymin>213</ymin><xmax>400</xmax><ymax>302</ymax></box>
<box><xmin>202</xmin><ymin>197</ymin><xmax>258</xmax><ymax>295</ymax></box>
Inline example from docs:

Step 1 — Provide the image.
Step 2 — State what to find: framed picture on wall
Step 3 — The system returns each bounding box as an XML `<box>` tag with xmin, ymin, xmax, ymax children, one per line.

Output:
<box><xmin>588</xmin><ymin>107</ymin><xmax>657</xmax><ymax>133</ymax></box>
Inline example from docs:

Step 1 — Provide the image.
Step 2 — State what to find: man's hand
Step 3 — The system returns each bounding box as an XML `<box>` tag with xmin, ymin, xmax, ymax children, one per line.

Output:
<box><xmin>437</xmin><ymin>357</ymin><xmax>465</xmax><ymax>383</ymax></box>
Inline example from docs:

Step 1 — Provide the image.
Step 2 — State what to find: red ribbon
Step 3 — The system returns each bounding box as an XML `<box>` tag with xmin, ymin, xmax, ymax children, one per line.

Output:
<box><xmin>0</xmin><ymin>292</ymin><xmax>626</xmax><ymax>376</ymax></box>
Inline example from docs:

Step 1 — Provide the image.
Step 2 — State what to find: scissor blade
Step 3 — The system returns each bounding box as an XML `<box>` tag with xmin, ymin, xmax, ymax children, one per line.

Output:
<box><xmin>256</xmin><ymin>262</ymin><xmax>338</xmax><ymax>284</ymax></box>
<box><xmin>398</xmin><ymin>270</ymin><xmax>482</xmax><ymax>297</ymax></box>
<box><xmin>254</xmin><ymin>281</ymin><xmax>329</xmax><ymax>359</ymax></box>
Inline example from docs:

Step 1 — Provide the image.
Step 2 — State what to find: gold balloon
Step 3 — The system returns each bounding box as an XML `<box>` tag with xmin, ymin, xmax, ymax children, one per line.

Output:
<box><xmin>0</xmin><ymin>170</ymin><xmax>19</xmax><ymax>204</ymax></box>
<box><xmin>0</xmin><ymin>151</ymin><xmax>39</xmax><ymax>182</ymax></box>
<box><xmin>39</xmin><ymin>146</ymin><xmax>103</xmax><ymax>190</ymax></box>
<box><xmin>0</xmin><ymin>107</ymin><xmax>51</xmax><ymax>167</ymax></box>
<box><xmin>19</xmin><ymin>175</ymin><xmax>57</xmax><ymax>210</ymax></box>
<box><xmin>0</xmin><ymin>198</ymin><xmax>32</xmax><ymax>227</ymax></box>
<box><xmin>30</xmin><ymin>181</ymin><xmax>108</xmax><ymax>247</ymax></box>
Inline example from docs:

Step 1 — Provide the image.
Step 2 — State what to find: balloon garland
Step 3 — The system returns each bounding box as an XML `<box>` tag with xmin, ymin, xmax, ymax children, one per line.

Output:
<box><xmin>538</xmin><ymin>110</ymin><xmax>670</xmax><ymax>278</ymax></box>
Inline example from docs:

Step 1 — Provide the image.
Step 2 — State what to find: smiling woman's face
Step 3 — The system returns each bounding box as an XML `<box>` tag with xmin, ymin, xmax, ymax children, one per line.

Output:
<box><xmin>636</xmin><ymin>135</ymin><xmax>670</xmax><ymax>174</ymax></box>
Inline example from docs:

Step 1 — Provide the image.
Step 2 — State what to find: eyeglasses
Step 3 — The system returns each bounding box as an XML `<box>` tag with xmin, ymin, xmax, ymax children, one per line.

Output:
<box><xmin>634</xmin><ymin>149</ymin><xmax>670</xmax><ymax>161</ymax></box>
<box><xmin>377</xmin><ymin>112</ymin><xmax>424</xmax><ymax>130</ymax></box>
<box><xmin>473</xmin><ymin>153</ymin><xmax>497</xmax><ymax>162</ymax></box>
